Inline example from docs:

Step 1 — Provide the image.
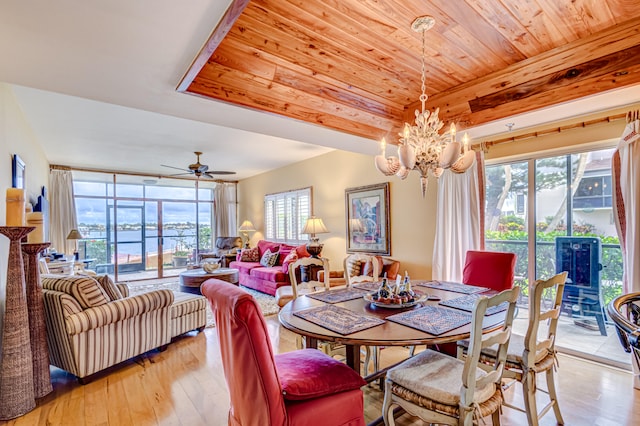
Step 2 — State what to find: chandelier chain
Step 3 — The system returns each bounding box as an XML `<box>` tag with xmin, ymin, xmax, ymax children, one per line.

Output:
<box><xmin>420</xmin><ymin>27</ymin><xmax>427</xmax><ymax>110</ymax></box>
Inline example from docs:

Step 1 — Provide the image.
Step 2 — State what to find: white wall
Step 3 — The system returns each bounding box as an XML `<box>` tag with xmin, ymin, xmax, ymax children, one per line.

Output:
<box><xmin>0</xmin><ymin>83</ymin><xmax>50</xmax><ymax>319</ymax></box>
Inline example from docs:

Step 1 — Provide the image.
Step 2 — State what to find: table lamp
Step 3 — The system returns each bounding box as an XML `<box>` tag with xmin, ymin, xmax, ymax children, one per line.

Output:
<box><xmin>66</xmin><ymin>229</ymin><xmax>83</xmax><ymax>260</ymax></box>
<box><xmin>302</xmin><ymin>216</ymin><xmax>329</xmax><ymax>258</ymax></box>
<box><xmin>238</xmin><ymin>220</ymin><xmax>256</xmax><ymax>248</ymax></box>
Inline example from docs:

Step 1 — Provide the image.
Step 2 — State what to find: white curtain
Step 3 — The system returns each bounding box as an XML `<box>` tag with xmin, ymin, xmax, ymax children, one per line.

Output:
<box><xmin>49</xmin><ymin>169</ymin><xmax>78</xmax><ymax>255</ymax></box>
<box><xmin>214</xmin><ymin>182</ymin><xmax>237</xmax><ymax>238</ymax></box>
<box><xmin>432</xmin><ymin>157</ymin><xmax>482</xmax><ymax>282</ymax></box>
<box><xmin>612</xmin><ymin>110</ymin><xmax>640</xmax><ymax>386</ymax></box>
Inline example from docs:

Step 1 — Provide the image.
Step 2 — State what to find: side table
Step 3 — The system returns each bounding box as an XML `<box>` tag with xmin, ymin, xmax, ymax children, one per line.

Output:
<box><xmin>179</xmin><ymin>268</ymin><xmax>239</xmax><ymax>295</ymax></box>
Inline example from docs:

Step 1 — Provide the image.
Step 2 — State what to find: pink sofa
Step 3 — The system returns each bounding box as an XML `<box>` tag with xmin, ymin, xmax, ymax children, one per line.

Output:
<box><xmin>230</xmin><ymin>240</ymin><xmax>309</xmax><ymax>296</ymax></box>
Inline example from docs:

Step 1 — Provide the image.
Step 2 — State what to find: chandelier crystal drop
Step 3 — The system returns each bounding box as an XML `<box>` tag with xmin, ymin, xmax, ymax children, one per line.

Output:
<box><xmin>374</xmin><ymin>15</ymin><xmax>475</xmax><ymax>197</ymax></box>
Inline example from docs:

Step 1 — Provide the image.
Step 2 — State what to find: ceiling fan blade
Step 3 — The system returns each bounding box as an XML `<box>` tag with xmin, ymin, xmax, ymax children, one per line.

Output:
<box><xmin>208</xmin><ymin>170</ymin><xmax>236</xmax><ymax>175</ymax></box>
<box><xmin>162</xmin><ymin>164</ymin><xmax>190</xmax><ymax>172</ymax></box>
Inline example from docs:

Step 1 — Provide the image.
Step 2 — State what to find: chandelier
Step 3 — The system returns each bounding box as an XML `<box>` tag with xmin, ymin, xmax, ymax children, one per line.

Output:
<box><xmin>374</xmin><ymin>16</ymin><xmax>475</xmax><ymax>197</ymax></box>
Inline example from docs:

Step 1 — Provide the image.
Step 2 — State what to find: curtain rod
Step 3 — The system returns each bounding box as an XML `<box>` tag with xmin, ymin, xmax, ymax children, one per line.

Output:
<box><xmin>49</xmin><ymin>164</ymin><xmax>238</xmax><ymax>184</ymax></box>
<box><xmin>479</xmin><ymin>113</ymin><xmax>627</xmax><ymax>150</ymax></box>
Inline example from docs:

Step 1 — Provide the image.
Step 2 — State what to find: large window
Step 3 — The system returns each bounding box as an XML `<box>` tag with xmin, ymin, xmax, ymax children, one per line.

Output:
<box><xmin>264</xmin><ymin>187</ymin><xmax>311</xmax><ymax>244</ymax></box>
<box><xmin>73</xmin><ymin>171</ymin><xmax>234</xmax><ymax>280</ymax></box>
<box><xmin>484</xmin><ymin>147</ymin><xmax>624</xmax><ymax>366</ymax></box>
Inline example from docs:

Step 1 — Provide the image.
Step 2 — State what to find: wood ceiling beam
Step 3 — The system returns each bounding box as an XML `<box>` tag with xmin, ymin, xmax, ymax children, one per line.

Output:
<box><xmin>408</xmin><ymin>16</ymin><xmax>640</xmax><ymax>129</ymax></box>
<box><xmin>176</xmin><ymin>0</ymin><xmax>250</xmax><ymax>92</ymax></box>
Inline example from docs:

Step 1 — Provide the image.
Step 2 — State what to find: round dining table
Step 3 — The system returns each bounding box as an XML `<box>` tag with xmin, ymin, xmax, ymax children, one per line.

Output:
<box><xmin>278</xmin><ymin>283</ymin><xmax>505</xmax><ymax>382</ymax></box>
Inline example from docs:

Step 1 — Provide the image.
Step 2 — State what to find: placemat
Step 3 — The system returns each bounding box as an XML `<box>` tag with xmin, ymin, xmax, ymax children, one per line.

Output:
<box><xmin>416</xmin><ymin>280</ymin><xmax>488</xmax><ymax>294</ymax></box>
<box><xmin>352</xmin><ymin>282</ymin><xmax>381</xmax><ymax>292</ymax></box>
<box><xmin>386</xmin><ymin>305</ymin><xmax>472</xmax><ymax>335</ymax></box>
<box><xmin>439</xmin><ymin>294</ymin><xmax>508</xmax><ymax>315</ymax></box>
<box><xmin>293</xmin><ymin>305</ymin><xmax>386</xmax><ymax>335</ymax></box>
<box><xmin>306</xmin><ymin>287</ymin><xmax>368</xmax><ymax>304</ymax></box>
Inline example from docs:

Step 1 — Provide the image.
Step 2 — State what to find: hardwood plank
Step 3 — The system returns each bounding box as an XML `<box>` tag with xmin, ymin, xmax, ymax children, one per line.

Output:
<box><xmin>468</xmin><ymin>44</ymin><xmax>640</xmax><ymax>113</ymax></box>
<box><xmin>218</xmin><ymin>35</ymin><xmax>408</xmax><ymax>112</ymax></box>
<box><xmin>0</xmin><ymin>315</ymin><xmax>638</xmax><ymax>425</ymax></box>
<box><xmin>413</xmin><ymin>16</ymin><xmax>640</xmax><ymax>126</ymax></box>
<box><xmin>176</xmin><ymin>0</ymin><xmax>250</xmax><ymax>92</ymax></box>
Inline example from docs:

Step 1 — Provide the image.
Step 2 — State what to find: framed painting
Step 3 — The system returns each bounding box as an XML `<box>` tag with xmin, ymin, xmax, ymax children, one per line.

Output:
<box><xmin>12</xmin><ymin>154</ymin><xmax>25</xmax><ymax>189</ymax></box>
<box><xmin>345</xmin><ymin>182</ymin><xmax>390</xmax><ymax>255</ymax></box>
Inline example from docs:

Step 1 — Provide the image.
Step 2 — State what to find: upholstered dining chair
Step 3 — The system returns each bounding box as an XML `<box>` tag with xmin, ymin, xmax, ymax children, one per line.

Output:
<box><xmin>457</xmin><ymin>272</ymin><xmax>567</xmax><ymax>426</ymax></box>
<box><xmin>202</xmin><ymin>280</ymin><xmax>366</xmax><ymax>426</ymax></box>
<box><xmin>426</xmin><ymin>250</ymin><xmax>518</xmax><ymax>358</ymax></box>
<box><xmin>382</xmin><ymin>287</ymin><xmax>519</xmax><ymax>426</ymax></box>
<box><xmin>462</xmin><ymin>250</ymin><xmax>517</xmax><ymax>292</ymax></box>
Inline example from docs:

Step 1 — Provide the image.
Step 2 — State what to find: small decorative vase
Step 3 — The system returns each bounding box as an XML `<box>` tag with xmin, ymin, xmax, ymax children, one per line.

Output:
<box><xmin>0</xmin><ymin>226</ymin><xmax>36</xmax><ymax>420</ymax></box>
<box><xmin>22</xmin><ymin>242</ymin><xmax>53</xmax><ymax>399</ymax></box>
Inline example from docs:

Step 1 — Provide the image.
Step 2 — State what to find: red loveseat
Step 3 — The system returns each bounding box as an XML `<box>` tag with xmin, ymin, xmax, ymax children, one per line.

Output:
<box><xmin>230</xmin><ymin>240</ymin><xmax>308</xmax><ymax>296</ymax></box>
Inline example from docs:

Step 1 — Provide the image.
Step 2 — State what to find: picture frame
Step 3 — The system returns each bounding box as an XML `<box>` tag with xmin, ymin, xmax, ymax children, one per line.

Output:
<box><xmin>12</xmin><ymin>154</ymin><xmax>25</xmax><ymax>189</ymax></box>
<box><xmin>345</xmin><ymin>182</ymin><xmax>390</xmax><ymax>255</ymax></box>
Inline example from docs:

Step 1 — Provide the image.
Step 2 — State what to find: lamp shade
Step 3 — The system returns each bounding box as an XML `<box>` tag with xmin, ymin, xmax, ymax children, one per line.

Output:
<box><xmin>238</xmin><ymin>220</ymin><xmax>256</xmax><ymax>232</ymax></box>
<box><xmin>302</xmin><ymin>217</ymin><xmax>329</xmax><ymax>237</ymax></box>
<box><xmin>66</xmin><ymin>229</ymin><xmax>83</xmax><ymax>240</ymax></box>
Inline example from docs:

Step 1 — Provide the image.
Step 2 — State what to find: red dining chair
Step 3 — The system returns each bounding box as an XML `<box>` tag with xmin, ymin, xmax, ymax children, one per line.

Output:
<box><xmin>433</xmin><ymin>250</ymin><xmax>517</xmax><ymax>358</ymax></box>
<box><xmin>463</xmin><ymin>250</ymin><xmax>517</xmax><ymax>292</ymax></box>
<box><xmin>202</xmin><ymin>279</ymin><xmax>366</xmax><ymax>426</ymax></box>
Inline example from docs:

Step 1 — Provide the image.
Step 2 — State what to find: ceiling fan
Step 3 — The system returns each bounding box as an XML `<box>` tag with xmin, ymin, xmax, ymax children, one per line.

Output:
<box><xmin>161</xmin><ymin>151</ymin><xmax>236</xmax><ymax>178</ymax></box>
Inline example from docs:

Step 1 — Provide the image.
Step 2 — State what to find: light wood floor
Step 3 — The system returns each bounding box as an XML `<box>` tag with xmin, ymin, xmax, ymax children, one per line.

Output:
<box><xmin>2</xmin><ymin>315</ymin><xmax>639</xmax><ymax>426</ymax></box>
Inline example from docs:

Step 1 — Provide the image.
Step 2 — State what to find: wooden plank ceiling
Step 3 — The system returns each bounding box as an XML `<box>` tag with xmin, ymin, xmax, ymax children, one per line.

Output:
<box><xmin>179</xmin><ymin>0</ymin><xmax>640</xmax><ymax>143</ymax></box>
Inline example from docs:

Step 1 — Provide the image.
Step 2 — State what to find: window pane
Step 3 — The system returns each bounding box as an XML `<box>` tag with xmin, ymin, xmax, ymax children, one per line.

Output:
<box><xmin>484</xmin><ymin>161</ymin><xmax>529</xmax><ymax>299</ymax></box>
<box><xmin>535</xmin><ymin>155</ymin><xmax>569</xmax><ymax>281</ymax></box>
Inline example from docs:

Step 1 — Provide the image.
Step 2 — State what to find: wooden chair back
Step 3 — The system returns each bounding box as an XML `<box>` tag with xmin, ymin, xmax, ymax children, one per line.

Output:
<box><xmin>523</xmin><ymin>272</ymin><xmax>567</xmax><ymax>368</ymax></box>
<box><xmin>288</xmin><ymin>257</ymin><xmax>330</xmax><ymax>299</ymax></box>
<box><xmin>343</xmin><ymin>253</ymin><xmax>380</xmax><ymax>286</ymax></box>
<box><xmin>461</xmin><ymin>287</ymin><xmax>520</xmax><ymax>408</ymax></box>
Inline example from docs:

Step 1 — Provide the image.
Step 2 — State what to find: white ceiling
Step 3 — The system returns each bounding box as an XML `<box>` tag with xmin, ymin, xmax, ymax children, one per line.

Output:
<box><xmin>1</xmin><ymin>1</ymin><xmax>639</xmax><ymax>181</ymax></box>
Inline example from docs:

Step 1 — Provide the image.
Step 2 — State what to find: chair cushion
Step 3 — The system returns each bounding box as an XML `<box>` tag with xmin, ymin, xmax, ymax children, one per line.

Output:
<box><xmin>230</xmin><ymin>260</ymin><xmax>261</xmax><ymax>275</ymax></box>
<box><xmin>387</xmin><ymin>349</ymin><xmax>495</xmax><ymax>407</ymax></box>
<box><xmin>41</xmin><ymin>275</ymin><xmax>111</xmax><ymax>309</ymax></box>
<box><xmin>275</xmin><ymin>286</ymin><xmax>294</xmax><ymax>308</ymax></box>
<box><xmin>275</xmin><ymin>349</ymin><xmax>365</xmax><ymax>401</ymax></box>
<box><xmin>239</xmin><ymin>247</ymin><xmax>260</xmax><ymax>262</ymax></box>
<box><xmin>260</xmin><ymin>248</ymin><xmax>280</xmax><ymax>267</ymax></box>
<box><xmin>95</xmin><ymin>274</ymin><xmax>123</xmax><ymax>301</ymax></box>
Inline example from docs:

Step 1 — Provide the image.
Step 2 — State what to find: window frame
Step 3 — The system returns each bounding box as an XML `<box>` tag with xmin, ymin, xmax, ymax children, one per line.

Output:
<box><xmin>264</xmin><ymin>186</ymin><xmax>313</xmax><ymax>244</ymax></box>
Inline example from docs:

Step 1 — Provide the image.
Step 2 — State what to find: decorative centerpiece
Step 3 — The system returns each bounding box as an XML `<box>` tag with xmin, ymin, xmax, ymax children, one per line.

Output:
<box><xmin>367</xmin><ymin>272</ymin><xmax>423</xmax><ymax>308</ymax></box>
<box><xmin>202</xmin><ymin>258</ymin><xmax>221</xmax><ymax>273</ymax></box>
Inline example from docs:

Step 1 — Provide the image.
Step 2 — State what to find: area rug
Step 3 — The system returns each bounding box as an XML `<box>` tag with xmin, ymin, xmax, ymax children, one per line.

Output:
<box><xmin>124</xmin><ymin>278</ymin><xmax>280</xmax><ymax>327</ymax></box>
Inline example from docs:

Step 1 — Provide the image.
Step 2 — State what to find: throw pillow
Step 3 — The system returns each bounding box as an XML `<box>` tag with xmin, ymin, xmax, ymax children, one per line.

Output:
<box><xmin>281</xmin><ymin>251</ymin><xmax>298</xmax><ymax>273</ymax></box>
<box><xmin>240</xmin><ymin>247</ymin><xmax>260</xmax><ymax>262</ymax></box>
<box><xmin>95</xmin><ymin>274</ymin><xmax>123</xmax><ymax>301</ymax></box>
<box><xmin>41</xmin><ymin>275</ymin><xmax>110</xmax><ymax>309</ymax></box>
<box><xmin>275</xmin><ymin>349</ymin><xmax>366</xmax><ymax>401</ymax></box>
<box><xmin>260</xmin><ymin>248</ymin><xmax>279</xmax><ymax>267</ymax></box>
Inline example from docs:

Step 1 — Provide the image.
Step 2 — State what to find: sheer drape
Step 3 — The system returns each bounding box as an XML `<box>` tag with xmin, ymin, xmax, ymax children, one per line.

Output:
<box><xmin>432</xmin><ymin>152</ymin><xmax>484</xmax><ymax>281</ymax></box>
<box><xmin>612</xmin><ymin>111</ymin><xmax>640</xmax><ymax>295</ymax></box>
<box><xmin>612</xmin><ymin>111</ymin><xmax>640</xmax><ymax>386</ymax></box>
<box><xmin>214</xmin><ymin>182</ymin><xmax>237</xmax><ymax>238</ymax></box>
<box><xmin>49</xmin><ymin>169</ymin><xmax>78</xmax><ymax>255</ymax></box>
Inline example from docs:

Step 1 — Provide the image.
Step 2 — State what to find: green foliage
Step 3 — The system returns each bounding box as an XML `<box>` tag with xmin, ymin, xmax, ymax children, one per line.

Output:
<box><xmin>486</xmin><ymin>224</ymin><xmax>623</xmax><ymax>306</ymax></box>
<box><xmin>198</xmin><ymin>226</ymin><xmax>212</xmax><ymax>250</ymax></box>
<box><xmin>85</xmin><ymin>239</ymin><xmax>108</xmax><ymax>264</ymax></box>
